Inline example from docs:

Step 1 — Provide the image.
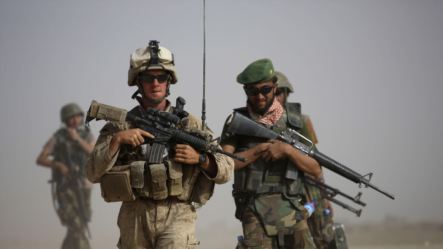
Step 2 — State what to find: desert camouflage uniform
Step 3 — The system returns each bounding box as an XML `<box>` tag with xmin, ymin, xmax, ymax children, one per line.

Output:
<box><xmin>87</xmin><ymin>104</ymin><xmax>233</xmax><ymax>249</ymax></box>
<box><xmin>45</xmin><ymin>127</ymin><xmax>93</xmax><ymax>249</ymax></box>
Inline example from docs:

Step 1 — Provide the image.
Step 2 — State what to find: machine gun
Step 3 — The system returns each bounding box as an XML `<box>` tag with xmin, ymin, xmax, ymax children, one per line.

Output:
<box><xmin>305</xmin><ymin>176</ymin><xmax>366</xmax><ymax>217</ymax></box>
<box><xmin>224</xmin><ymin>112</ymin><xmax>395</xmax><ymax>200</ymax></box>
<box><xmin>86</xmin><ymin>99</ymin><xmax>244</xmax><ymax>163</ymax></box>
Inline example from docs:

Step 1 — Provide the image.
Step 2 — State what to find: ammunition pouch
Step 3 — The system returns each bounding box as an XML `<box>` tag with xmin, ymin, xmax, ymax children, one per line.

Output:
<box><xmin>167</xmin><ymin>161</ymin><xmax>183</xmax><ymax>196</ymax></box>
<box><xmin>100</xmin><ymin>165</ymin><xmax>135</xmax><ymax>202</ymax></box>
<box><xmin>233</xmin><ymin>160</ymin><xmax>304</xmax><ymax>195</ymax></box>
<box><xmin>232</xmin><ymin>155</ymin><xmax>306</xmax><ymax>224</ymax></box>
<box><xmin>130</xmin><ymin>161</ymin><xmax>144</xmax><ymax>189</ymax></box>
<box><xmin>232</xmin><ymin>190</ymin><xmax>251</xmax><ymax>220</ymax></box>
<box><xmin>100</xmin><ymin>159</ymin><xmax>214</xmax><ymax>205</ymax></box>
<box><xmin>149</xmin><ymin>163</ymin><xmax>168</xmax><ymax>200</ymax></box>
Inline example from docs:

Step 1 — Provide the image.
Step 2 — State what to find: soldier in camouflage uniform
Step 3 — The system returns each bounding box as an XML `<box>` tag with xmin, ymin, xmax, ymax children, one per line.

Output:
<box><xmin>36</xmin><ymin>103</ymin><xmax>95</xmax><ymax>249</ymax></box>
<box><xmin>86</xmin><ymin>41</ymin><xmax>234</xmax><ymax>249</ymax></box>
<box><xmin>275</xmin><ymin>71</ymin><xmax>336</xmax><ymax>249</ymax></box>
<box><xmin>220</xmin><ymin>59</ymin><xmax>322</xmax><ymax>249</ymax></box>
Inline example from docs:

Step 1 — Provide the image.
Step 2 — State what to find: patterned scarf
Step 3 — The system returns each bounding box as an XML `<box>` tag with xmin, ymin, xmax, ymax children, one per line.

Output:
<box><xmin>247</xmin><ymin>98</ymin><xmax>284</xmax><ymax>126</ymax></box>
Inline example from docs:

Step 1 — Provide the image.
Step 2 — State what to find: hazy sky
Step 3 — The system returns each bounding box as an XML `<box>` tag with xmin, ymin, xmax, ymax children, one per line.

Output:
<box><xmin>1</xmin><ymin>0</ymin><xmax>442</xmax><ymax>248</ymax></box>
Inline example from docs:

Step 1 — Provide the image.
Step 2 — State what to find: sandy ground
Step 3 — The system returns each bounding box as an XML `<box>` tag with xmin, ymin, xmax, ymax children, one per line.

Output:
<box><xmin>2</xmin><ymin>222</ymin><xmax>443</xmax><ymax>249</ymax></box>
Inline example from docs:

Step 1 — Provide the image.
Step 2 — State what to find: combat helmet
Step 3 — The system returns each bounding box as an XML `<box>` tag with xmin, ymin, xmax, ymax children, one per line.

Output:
<box><xmin>128</xmin><ymin>40</ymin><xmax>178</xmax><ymax>86</ymax></box>
<box><xmin>275</xmin><ymin>71</ymin><xmax>294</xmax><ymax>93</ymax></box>
<box><xmin>60</xmin><ymin>103</ymin><xmax>84</xmax><ymax>122</ymax></box>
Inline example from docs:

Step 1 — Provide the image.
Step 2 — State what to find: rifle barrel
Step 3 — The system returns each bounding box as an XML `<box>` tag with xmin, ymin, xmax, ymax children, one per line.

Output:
<box><xmin>305</xmin><ymin>176</ymin><xmax>367</xmax><ymax>207</ymax></box>
<box><xmin>312</xmin><ymin>149</ymin><xmax>395</xmax><ymax>200</ymax></box>
<box><xmin>327</xmin><ymin>196</ymin><xmax>362</xmax><ymax>217</ymax></box>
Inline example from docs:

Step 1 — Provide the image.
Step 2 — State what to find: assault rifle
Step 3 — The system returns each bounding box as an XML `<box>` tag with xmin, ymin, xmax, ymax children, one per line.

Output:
<box><xmin>305</xmin><ymin>176</ymin><xmax>366</xmax><ymax>217</ymax></box>
<box><xmin>224</xmin><ymin>112</ymin><xmax>395</xmax><ymax>200</ymax></box>
<box><xmin>86</xmin><ymin>99</ymin><xmax>244</xmax><ymax>163</ymax></box>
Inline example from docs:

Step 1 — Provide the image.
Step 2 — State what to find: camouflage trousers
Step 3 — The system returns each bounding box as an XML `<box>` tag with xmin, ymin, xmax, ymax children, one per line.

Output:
<box><xmin>117</xmin><ymin>198</ymin><xmax>199</xmax><ymax>249</ymax></box>
<box><xmin>307</xmin><ymin>208</ymin><xmax>334</xmax><ymax>249</ymax></box>
<box><xmin>305</xmin><ymin>185</ymin><xmax>334</xmax><ymax>249</ymax></box>
<box><xmin>237</xmin><ymin>208</ymin><xmax>317</xmax><ymax>249</ymax></box>
<box><xmin>55</xmin><ymin>185</ymin><xmax>91</xmax><ymax>249</ymax></box>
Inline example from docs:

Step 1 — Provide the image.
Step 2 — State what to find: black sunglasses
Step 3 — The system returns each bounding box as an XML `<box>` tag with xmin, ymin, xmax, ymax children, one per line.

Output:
<box><xmin>138</xmin><ymin>74</ymin><xmax>170</xmax><ymax>84</ymax></box>
<box><xmin>244</xmin><ymin>86</ymin><xmax>274</xmax><ymax>96</ymax></box>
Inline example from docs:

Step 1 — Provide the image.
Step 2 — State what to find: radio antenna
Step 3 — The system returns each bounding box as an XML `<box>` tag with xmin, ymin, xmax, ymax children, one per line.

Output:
<box><xmin>201</xmin><ymin>0</ymin><xmax>207</xmax><ymax>130</ymax></box>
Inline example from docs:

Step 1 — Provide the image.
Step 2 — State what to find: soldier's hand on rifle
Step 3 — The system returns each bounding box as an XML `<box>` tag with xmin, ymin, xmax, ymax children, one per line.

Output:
<box><xmin>262</xmin><ymin>139</ymin><xmax>291</xmax><ymax>161</ymax></box>
<box><xmin>174</xmin><ymin>144</ymin><xmax>217</xmax><ymax>177</ymax></box>
<box><xmin>109</xmin><ymin>128</ymin><xmax>154</xmax><ymax>157</ymax></box>
<box><xmin>174</xmin><ymin>144</ymin><xmax>200</xmax><ymax>165</ymax></box>
<box><xmin>113</xmin><ymin>128</ymin><xmax>155</xmax><ymax>147</ymax></box>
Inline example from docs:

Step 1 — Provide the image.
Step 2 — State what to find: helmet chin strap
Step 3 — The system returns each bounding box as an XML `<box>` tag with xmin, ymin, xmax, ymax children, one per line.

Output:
<box><xmin>133</xmin><ymin>82</ymin><xmax>171</xmax><ymax>108</ymax></box>
<box><xmin>131</xmin><ymin>88</ymin><xmax>143</xmax><ymax>106</ymax></box>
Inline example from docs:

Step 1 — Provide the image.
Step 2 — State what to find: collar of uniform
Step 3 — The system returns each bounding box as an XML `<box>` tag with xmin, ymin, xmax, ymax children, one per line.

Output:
<box><xmin>138</xmin><ymin>99</ymin><xmax>172</xmax><ymax>113</ymax></box>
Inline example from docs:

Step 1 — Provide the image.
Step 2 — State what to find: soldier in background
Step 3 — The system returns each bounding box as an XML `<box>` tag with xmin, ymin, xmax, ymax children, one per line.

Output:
<box><xmin>276</xmin><ymin>71</ymin><xmax>350</xmax><ymax>249</ymax></box>
<box><xmin>221</xmin><ymin>59</ymin><xmax>320</xmax><ymax>248</ymax></box>
<box><xmin>36</xmin><ymin>103</ymin><xmax>95</xmax><ymax>249</ymax></box>
<box><xmin>86</xmin><ymin>41</ymin><xmax>234</xmax><ymax>249</ymax></box>
<box><xmin>275</xmin><ymin>71</ymin><xmax>335</xmax><ymax>249</ymax></box>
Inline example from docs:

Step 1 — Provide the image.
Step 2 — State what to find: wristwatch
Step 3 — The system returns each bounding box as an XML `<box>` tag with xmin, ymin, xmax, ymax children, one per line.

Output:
<box><xmin>198</xmin><ymin>153</ymin><xmax>207</xmax><ymax>165</ymax></box>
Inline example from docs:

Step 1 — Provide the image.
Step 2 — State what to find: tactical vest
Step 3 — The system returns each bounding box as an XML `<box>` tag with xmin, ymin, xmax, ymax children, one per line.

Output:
<box><xmin>99</xmin><ymin>106</ymin><xmax>214</xmax><ymax>206</ymax></box>
<box><xmin>232</xmin><ymin>103</ymin><xmax>306</xmax><ymax>213</ymax></box>
<box><xmin>52</xmin><ymin>126</ymin><xmax>91</xmax><ymax>183</ymax></box>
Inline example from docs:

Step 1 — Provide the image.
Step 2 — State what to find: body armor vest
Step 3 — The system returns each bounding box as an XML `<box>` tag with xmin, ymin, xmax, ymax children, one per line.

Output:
<box><xmin>232</xmin><ymin>103</ymin><xmax>305</xmax><ymax>198</ymax></box>
<box><xmin>101</xmin><ymin>106</ymin><xmax>214</xmax><ymax>205</ymax></box>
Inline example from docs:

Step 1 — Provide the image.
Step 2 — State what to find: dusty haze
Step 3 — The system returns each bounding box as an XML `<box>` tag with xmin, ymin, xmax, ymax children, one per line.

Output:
<box><xmin>1</xmin><ymin>0</ymin><xmax>442</xmax><ymax>248</ymax></box>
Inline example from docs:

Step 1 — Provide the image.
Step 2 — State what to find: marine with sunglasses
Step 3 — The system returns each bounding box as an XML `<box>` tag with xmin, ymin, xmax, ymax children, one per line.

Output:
<box><xmin>86</xmin><ymin>41</ymin><xmax>234</xmax><ymax>249</ymax></box>
<box><xmin>220</xmin><ymin>59</ymin><xmax>321</xmax><ymax>249</ymax></box>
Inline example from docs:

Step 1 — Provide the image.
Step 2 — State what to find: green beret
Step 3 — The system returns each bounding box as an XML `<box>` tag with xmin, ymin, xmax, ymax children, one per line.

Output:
<box><xmin>237</xmin><ymin>58</ymin><xmax>277</xmax><ymax>85</ymax></box>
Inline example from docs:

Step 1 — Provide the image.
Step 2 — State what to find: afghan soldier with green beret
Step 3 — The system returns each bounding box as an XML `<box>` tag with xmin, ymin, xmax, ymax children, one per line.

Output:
<box><xmin>36</xmin><ymin>103</ymin><xmax>95</xmax><ymax>249</ymax></box>
<box><xmin>86</xmin><ymin>40</ymin><xmax>234</xmax><ymax>249</ymax></box>
<box><xmin>276</xmin><ymin>71</ymin><xmax>339</xmax><ymax>249</ymax></box>
<box><xmin>220</xmin><ymin>58</ymin><xmax>321</xmax><ymax>249</ymax></box>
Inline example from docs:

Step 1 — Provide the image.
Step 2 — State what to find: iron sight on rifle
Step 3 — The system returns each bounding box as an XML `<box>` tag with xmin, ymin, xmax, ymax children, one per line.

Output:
<box><xmin>305</xmin><ymin>176</ymin><xmax>366</xmax><ymax>217</ymax></box>
<box><xmin>85</xmin><ymin>99</ymin><xmax>245</xmax><ymax>163</ymax></box>
<box><xmin>224</xmin><ymin>112</ymin><xmax>395</xmax><ymax>200</ymax></box>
